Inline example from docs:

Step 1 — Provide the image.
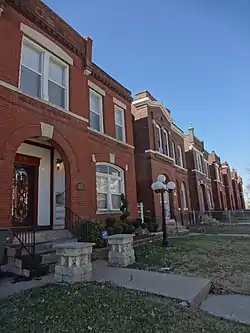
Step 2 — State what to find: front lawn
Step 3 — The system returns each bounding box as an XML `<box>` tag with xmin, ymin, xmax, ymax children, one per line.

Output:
<box><xmin>132</xmin><ymin>236</ymin><xmax>250</xmax><ymax>294</ymax></box>
<box><xmin>0</xmin><ymin>283</ymin><xmax>249</xmax><ymax>333</ymax></box>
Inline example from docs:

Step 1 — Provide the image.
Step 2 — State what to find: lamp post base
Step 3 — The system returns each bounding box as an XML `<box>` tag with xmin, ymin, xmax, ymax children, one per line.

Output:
<box><xmin>162</xmin><ymin>239</ymin><xmax>169</xmax><ymax>248</ymax></box>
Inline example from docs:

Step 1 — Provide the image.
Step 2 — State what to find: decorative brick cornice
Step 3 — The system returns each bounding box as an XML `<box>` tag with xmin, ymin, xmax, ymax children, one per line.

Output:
<box><xmin>91</xmin><ymin>63</ymin><xmax>132</xmax><ymax>103</ymax></box>
<box><xmin>7</xmin><ymin>0</ymin><xmax>87</xmax><ymax>59</ymax></box>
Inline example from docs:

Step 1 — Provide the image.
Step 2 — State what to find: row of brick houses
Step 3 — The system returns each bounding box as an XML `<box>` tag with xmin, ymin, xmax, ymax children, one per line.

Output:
<box><xmin>0</xmin><ymin>0</ymin><xmax>245</xmax><ymax>233</ymax></box>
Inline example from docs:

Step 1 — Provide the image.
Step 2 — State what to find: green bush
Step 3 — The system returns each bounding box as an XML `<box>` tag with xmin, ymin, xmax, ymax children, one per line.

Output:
<box><xmin>74</xmin><ymin>219</ymin><xmax>106</xmax><ymax>248</ymax></box>
<box><xmin>114</xmin><ymin>224</ymin><xmax>124</xmax><ymax>234</ymax></box>
<box><xmin>105</xmin><ymin>217</ymin><xmax>117</xmax><ymax>228</ymax></box>
<box><xmin>127</xmin><ymin>218</ymin><xmax>141</xmax><ymax>229</ymax></box>
<box><xmin>106</xmin><ymin>226</ymin><xmax>115</xmax><ymax>235</ymax></box>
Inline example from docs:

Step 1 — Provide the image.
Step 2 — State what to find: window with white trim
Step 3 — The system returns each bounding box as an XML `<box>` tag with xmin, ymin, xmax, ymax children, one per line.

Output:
<box><xmin>181</xmin><ymin>182</ymin><xmax>187</xmax><ymax>209</ymax></box>
<box><xmin>172</xmin><ymin>141</ymin><xmax>176</xmax><ymax>162</ymax></box>
<box><xmin>115</xmin><ymin>105</ymin><xmax>126</xmax><ymax>142</ymax></box>
<box><xmin>96</xmin><ymin>164</ymin><xmax>124</xmax><ymax>211</ymax></box>
<box><xmin>20</xmin><ymin>38</ymin><xmax>68</xmax><ymax>109</ymax></box>
<box><xmin>163</xmin><ymin>130</ymin><xmax>170</xmax><ymax>156</ymax></box>
<box><xmin>177</xmin><ymin>145</ymin><xmax>184</xmax><ymax>167</ymax></box>
<box><xmin>155</xmin><ymin>124</ymin><xmax>163</xmax><ymax>153</ymax></box>
<box><xmin>195</xmin><ymin>152</ymin><xmax>203</xmax><ymax>173</ymax></box>
<box><xmin>89</xmin><ymin>89</ymin><xmax>103</xmax><ymax>132</ymax></box>
<box><xmin>204</xmin><ymin>161</ymin><xmax>209</xmax><ymax>177</ymax></box>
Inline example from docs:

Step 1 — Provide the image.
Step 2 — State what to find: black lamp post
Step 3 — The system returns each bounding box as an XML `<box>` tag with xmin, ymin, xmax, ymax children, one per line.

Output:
<box><xmin>151</xmin><ymin>175</ymin><xmax>176</xmax><ymax>248</ymax></box>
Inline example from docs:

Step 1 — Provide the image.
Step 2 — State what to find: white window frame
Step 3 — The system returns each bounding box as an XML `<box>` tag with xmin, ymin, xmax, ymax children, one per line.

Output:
<box><xmin>181</xmin><ymin>182</ymin><xmax>187</xmax><ymax>209</ymax></box>
<box><xmin>155</xmin><ymin>124</ymin><xmax>163</xmax><ymax>153</ymax></box>
<box><xmin>177</xmin><ymin>145</ymin><xmax>183</xmax><ymax>167</ymax></box>
<box><xmin>96</xmin><ymin>163</ymin><xmax>125</xmax><ymax>212</ymax></box>
<box><xmin>89</xmin><ymin>89</ymin><xmax>104</xmax><ymax>133</ymax></box>
<box><xmin>115</xmin><ymin>105</ymin><xmax>126</xmax><ymax>142</ymax></box>
<box><xmin>172</xmin><ymin>141</ymin><xmax>176</xmax><ymax>162</ymax></box>
<box><xmin>19</xmin><ymin>36</ymin><xmax>69</xmax><ymax>110</ymax></box>
<box><xmin>163</xmin><ymin>130</ymin><xmax>169</xmax><ymax>156</ymax></box>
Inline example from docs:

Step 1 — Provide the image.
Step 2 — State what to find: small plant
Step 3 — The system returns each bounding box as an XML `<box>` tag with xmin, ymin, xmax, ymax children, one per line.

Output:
<box><xmin>114</xmin><ymin>224</ymin><xmax>124</xmax><ymax>234</ymax></box>
<box><xmin>105</xmin><ymin>217</ymin><xmax>117</xmax><ymax>228</ymax></box>
<box><xmin>106</xmin><ymin>226</ymin><xmax>115</xmax><ymax>236</ymax></box>
<box><xmin>75</xmin><ymin>219</ymin><xmax>106</xmax><ymax>248</ymax></box>
<box><xmin>120</xmin><ymin>193</ymin><xmax>131</xmax><ymax>222</ymax></box>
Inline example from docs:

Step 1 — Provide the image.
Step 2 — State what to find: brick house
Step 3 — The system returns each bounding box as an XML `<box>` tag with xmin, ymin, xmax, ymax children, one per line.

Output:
<box><xmin>184</xmin><ymin>124</ymin><xmax>213</xmax><ymax>212</ymax></box>
<box><xmin>0</xmin><ymin>0</ymin><xmax>137</xmax><ymax>232</ymax></box>
<box><xmin>221</xmin><ymin>162</ymin><xmax>236</xmax><ymax>210</ymax></box>
<box><xmin>132</xmin><ymin>91</ymin><xmax>190</xmax><ymax>224</ymax></box>
<box><xmin>231</xmin><ymin>169</ymin><xmax>245</xmax><ymax>210</ymax></box>
<box><xmin>208</xmin><ymin>151</ymin><xmax>227</xmax><ymax>211</ymax></box>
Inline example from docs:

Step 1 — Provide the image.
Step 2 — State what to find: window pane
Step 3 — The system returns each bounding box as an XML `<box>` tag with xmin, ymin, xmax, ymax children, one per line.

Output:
<box><xmin>20</xmin><ymin>66</ymin><xmax>41</xmax><ymax>98</ymax></box>
<box><xmin>22</xmin><ymin>43</ymin><xmax>41</xmax><ymax>72</ymax></box>
<box><xmin>109</xmin><ymin>167</ymin><xmax>121</xmax><ymax>177</ymax></box>
<box><xmin>96</xmin><ymin>165</ymin><xmax>108</xmax><ymax>174</ymax></box>
<box><xmin>48</xmin><ymin>81</ymin><xmax>65</xmax><ymax>108</ymax></box>
<box><xmin>116</xmin><ymin>125</ymin><xmax>123</xmax><ymax>141</ymax></box>
<box><xmin>90</xmin><ymin>111</ymin><xmax>101</xmax><ymax>131</ymax></box>
<box><xmin>115</xmin><ymin>108</ymin><xmax>123</xmax><ymax>125</ymax></box>
<box><xmin>109</xmin><ymin>178</ymin><xmax>121</xmax><ymax>194</ymax></box>
<box><xmin>49</xmin><ymin>59</ymin><xmax>64</xmax><ymax>85</ymax></box>
<box><xmin>96</xmin><ymin>176</ymin><xmax>108</xmax><ymax>193</ymax></box>
<box><xmin>90</xmin><ymin>92</ymin><xmax>101</xmax><ymax>114</ymax></box>
<box><xmin>111</xmin><ymin>194</ymin><xmax>121</xmax><ymax>209</ymax></box>
<box><xmin>97</xmin><ymin>193</ymin><xmax>108</xmax><ymax>210</ymax></box>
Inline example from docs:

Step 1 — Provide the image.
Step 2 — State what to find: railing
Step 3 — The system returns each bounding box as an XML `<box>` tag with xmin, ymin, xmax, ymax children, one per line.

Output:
<box><xmin>65</xmin><ymin>205</ymin><xmax>88</xmax><ymax>240</ymax></box>
<box><xmin>188</xmin><ymin>209</ymin><xmax>250</xmax><ymax>225</ymax></box>
<box><xmin>10</xmin><ymin>222</ymin><xmax>36</xmax><ymax>259</ymax></box>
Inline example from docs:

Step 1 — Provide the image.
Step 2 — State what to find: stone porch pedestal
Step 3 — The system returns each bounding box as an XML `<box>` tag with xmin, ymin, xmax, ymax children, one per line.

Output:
<box><xmin>54</xmin><ymin>242</ymin><xmax>95</xmax><ymax>283</ymax></box>
<box><xmin>107</xmin><ymin>234</ymin><xmax>135</xmax><ymax>267</ymax></box>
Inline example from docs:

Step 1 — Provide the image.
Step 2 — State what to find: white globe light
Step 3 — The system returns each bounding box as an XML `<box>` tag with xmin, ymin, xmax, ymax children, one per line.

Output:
<box><xmin>154</xmin><ymin>180</ymin><xmax>164</xmax><ymax>190</ymax></box>
<box><xmin>151</xmin><ymin>182</ymin><xmax>157</xmax><ymax>191</ymax></box>
<box><xmin>157</xmin><ymin>174</ymin><xmax>166</xmax><ymax>183</ymax></box>
<box><xmin>166</xmin><ymin>181</ymin><xmax>176</xmax><ymax>190</ymax></box>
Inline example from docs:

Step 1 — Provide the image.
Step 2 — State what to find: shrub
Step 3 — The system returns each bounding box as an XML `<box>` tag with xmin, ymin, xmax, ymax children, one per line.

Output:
<box><xmin>147</xmin><ymin>222</ymin><xmax>159</xmax><ymax>233</ymax></box>
<box><xmin>120</xmin><ymin>194</ymin><xmax>131</xmax><ymax>222</ymax></box>
<box><xmin>114</xmin><ymin>224</ymin><xmax>124</xmax><ymax>234</ymax></box>
<box><xmin>105</xmin><ymin>217</ymin><xmax>117</xmax><ymax>228</ymax></box>
<box><xmin>74</xmin><ymin>219</ymin><xmax>106</xmax><ymax>248</ymax></box>
<box><xmin>106</xmin><ymin>226</ymin><xmax>115</xmax><ymax>236</ymax></box>
<box><xmin>141</xmin><ymin>222</ymin><xmax>148</xmax><ymax>229</ymax></box>
<box><xmin>127</xmin><ymin>218</ymin><xmax>141</xmax><ymax>229</ymax></box>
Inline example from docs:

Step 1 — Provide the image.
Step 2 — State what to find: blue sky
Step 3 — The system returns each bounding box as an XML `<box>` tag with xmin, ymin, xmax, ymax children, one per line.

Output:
<box><xmin>45</xmin><ymin>0</ymin><xmax>250</xmax><ymax>185</ymax></box>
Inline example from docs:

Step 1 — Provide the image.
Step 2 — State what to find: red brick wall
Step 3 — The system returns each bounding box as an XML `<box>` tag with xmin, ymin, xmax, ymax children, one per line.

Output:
<box><xmin>0</xmin><ymin>4</ymin><xmax>137</xmax><ymax>226</ymax></box>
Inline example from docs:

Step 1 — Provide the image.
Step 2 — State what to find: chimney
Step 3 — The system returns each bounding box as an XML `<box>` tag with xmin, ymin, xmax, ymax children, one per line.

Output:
<box><xmin>135</xmin><ymin>90</ymin><xmax>156</xmax><ymax>102</ymax></box>
<box><xmin>188</xmin><ymin>122</ymin><xmax>194</xmax><ymax>142</ymax></box>
<box><xmin>84</xmin><ymin>37</ymin><xmax>93</xmax><ymax>75</ymax></box>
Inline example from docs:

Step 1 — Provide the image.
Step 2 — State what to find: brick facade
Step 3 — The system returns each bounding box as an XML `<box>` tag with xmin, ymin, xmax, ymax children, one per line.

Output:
<box><xmin>231</xmin><ymin>169</ymin><xmax>245</xmax><ymax>210</ymax></box>
<box><xmin>132</xmin><ymin>91</ymin><xmax>190</xmax><ymax>222</ymax></box>
<box><xmin>0</xmin><ymin>0</ymin><xmax>137</xmax><ymax>227</ymax></box>
<box><xmin>184</xmin><ymin>125</ymin><xmax>213</xmax><ymax>212</ymax></box>
<box><xmin>221</xmin><ymin>162</ymin><xmax>235</xmax><ymax>210</ymax></box>
<box><xmin>208</xmin><ymin>151</ymin><xmax>227</xmax><ymax>211</ymax></box>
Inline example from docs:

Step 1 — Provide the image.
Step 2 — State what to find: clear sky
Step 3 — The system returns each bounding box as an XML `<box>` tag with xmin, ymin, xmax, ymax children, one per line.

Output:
<box><xmin>45</xmin><ymin>0</ymin><xmax>250</xmax><ymax>186</ymax></box>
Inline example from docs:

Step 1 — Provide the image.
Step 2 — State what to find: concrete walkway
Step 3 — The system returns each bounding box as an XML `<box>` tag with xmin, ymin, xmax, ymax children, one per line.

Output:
<box><xmin>201</xmin><ymin>294</ymin><xmax>250</xmax><ymax>325</ymax></box>
<box><xmin>91</xmin><ymin>260</ymin><xmax>210</xmax><ymax>308</ymax></box>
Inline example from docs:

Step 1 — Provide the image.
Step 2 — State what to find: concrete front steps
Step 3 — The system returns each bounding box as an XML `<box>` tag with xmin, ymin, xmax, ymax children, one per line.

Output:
<box><xmin>166</xmin><ymin>219</ymin><xmax>189</xmax><ymax>235</ymax></box>
<box><xmin>1</xmin><ymin>229</ymin><xmax>76</xmax><ymax>278</ymax></box>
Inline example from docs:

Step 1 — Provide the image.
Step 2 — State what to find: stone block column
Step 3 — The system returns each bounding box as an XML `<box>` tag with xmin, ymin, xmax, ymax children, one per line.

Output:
<box><xmin>54</xmin><ymin>242</ymin><xmax>95</xmax><ymax>283</ymax></box>
<box><xmin>107</xmin><ymin>234</ymin><xmax>135</xmax><ymax>267</ymax></box>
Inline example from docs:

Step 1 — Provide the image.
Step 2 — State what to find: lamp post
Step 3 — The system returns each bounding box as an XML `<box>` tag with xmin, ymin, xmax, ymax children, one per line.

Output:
<box><xmin>151</xmin><ymin>175</ymin><xmax>176</xmax><ymax>248</ymax></box>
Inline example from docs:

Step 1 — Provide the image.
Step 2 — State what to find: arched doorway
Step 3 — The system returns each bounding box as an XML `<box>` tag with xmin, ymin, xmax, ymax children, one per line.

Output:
<box><xmin>12</xmin><ymin>138</ymin><xmax>68</xmax><ymax>229</ymax></box>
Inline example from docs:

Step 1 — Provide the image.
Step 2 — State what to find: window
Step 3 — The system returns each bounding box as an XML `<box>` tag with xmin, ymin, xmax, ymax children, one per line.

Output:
<box><xmin>172</xmin><ymin>141</ymin><xmax>176</xmax><ymax>162</ymax></box>
<box><xmin>90</xmin><ymin>89</ymin><xmax>103</xmax><ymax>132</ymax></box>
<box><xmin>215</xmin><ymin>165</ymin><xmax>220</xmax><ymax>181</ymax></box>
<box><xmin>96</xmin><ymin>164</ymin><xmax>124</xmax><ymax>211</ymax></box>
<box><xmin>163</xmin><ymin>130</ymin><xmax>169</xmax><ymax>156</ymax></box>
<box><xmin>181</xmin><ymin>182</ymin><xmax>187</xmax><ymax>209</ymax></box>
<box><xmin>115</xmin><ymin>105</ymin><xmax>126</xmax><ymax>142</ymax></box>
<box><xmin>177</xmin><ymin>145</ymin><xmax>183</xmax><ymax>167</ymax></box>
<box><xmin>20</xmin><ymin>38</ymin><xmax>68</xmax><ymax>109</ymax></box>
<box><xmin>195</xmin><ymin>152</ymin><xmax>203</xmax><ymax>173</ymax></box>
<box><xmin>156</xmin><ymin>125</ymin><xmax>163</xmax><ymax>153</ymax></box>
<box><xmin>204</xmin><ymin>162</ymin><xmax>209</xmax><ymax>177</ymax></box>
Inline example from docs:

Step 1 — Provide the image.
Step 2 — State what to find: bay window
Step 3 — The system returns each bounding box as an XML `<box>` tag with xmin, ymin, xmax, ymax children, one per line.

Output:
<box><xmin>96</xmin><ymin>164</ymin><xmax>124</xmax><ymax>211</ymax></box>
<box><xmin>20</xmin><ymin>37</ymin><xmax>68</xmax><ymax>109</ymax></box>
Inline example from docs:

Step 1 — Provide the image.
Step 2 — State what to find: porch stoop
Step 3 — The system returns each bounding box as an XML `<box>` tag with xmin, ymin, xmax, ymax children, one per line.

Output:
<box><xmin>1</xmin><ymin>230</ymin><xmax>76</xmax><ymax>278</ymax></box>
<box><xmin>166</xmin><ymin>219</ymin><xmax>189</xmax><ymax>235</ymax></box>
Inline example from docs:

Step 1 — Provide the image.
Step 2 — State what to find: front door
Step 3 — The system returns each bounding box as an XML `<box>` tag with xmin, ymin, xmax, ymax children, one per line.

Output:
<box><xmin>12</xmin><ymin>157</ymin><xmax>39</xmax><ymax>227</ymax></box>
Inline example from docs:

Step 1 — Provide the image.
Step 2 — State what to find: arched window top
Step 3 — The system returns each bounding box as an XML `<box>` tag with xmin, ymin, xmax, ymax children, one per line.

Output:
<box><xmin>96</xmin><ymin>163</ymin><xmax>123</xmax><ymax>178</ymax></box>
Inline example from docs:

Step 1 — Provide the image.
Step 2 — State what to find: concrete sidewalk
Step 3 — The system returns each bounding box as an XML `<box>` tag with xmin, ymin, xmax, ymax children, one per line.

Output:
<box><xmin>91</xmin><ymin>260</ymin><xmax>211</xmax><ymax>308</ymax></box>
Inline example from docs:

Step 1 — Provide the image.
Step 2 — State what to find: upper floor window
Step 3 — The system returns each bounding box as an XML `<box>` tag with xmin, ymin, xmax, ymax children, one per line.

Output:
<box><xmin>177</xmin><ymin>145</ymin><xmax>184</xmax><ymax>167</ymax></box>
<box><xmin>156</xmin><ymin>125</ymin><xmax>163</xmax><ymax>153</ymax></box>
<box><xmin>204</xmin><ymin>162</ymin><xmax>209</xmax><ymax>177</ymax></box>
<box><xmin>163</xmin><ymin>130</ymin><xmax>170</xmax><ymax>156</ymax></box>
<box><xmin>215</xmin><ymin>165</ymin><xmax>220</xmax><ymax>181</ymax></box>
<box><xmin>181</xmin><ymin>182</ymin><xmax>187</xmax><ymax>209</ymax></box>
<box><xmin>20</xmin><ymin>38</ymin><xmax>68</xmax><ymax>109</ymax></box>
<box><xmin>115</xmin><ymin>105</ymin><xmax>126</xmax><ymax>142</ymax></box>
<box><xmin>96</xmin><ymin>163</ymin><xmax>124</xmax><ymax>211</ymax></box>
<box><xmin>172</xmin><ymin>141</ymin><xmax>176</xmax><ymax>162</ymax></box>
<box><xmin>89</xmin><ymin>89</ymin><xmax>103</xmax><ymax>132</ymax></box>
<box><xmin>195</xmin><ymin>151</ymin><xmax>203</xmax><ymax>173</ymax></box>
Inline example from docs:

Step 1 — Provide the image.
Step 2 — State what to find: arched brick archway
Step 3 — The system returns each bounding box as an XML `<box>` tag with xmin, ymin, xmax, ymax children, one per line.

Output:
<box><xmin>0</xmin><ymin>124</ymin><xmax>78</xmax><ymax>228</ymax></box>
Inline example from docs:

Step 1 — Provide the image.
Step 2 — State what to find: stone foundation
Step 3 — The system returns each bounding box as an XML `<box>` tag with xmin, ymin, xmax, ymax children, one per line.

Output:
<box><xmin>54</xmin><ymin>242</ymin><xmax>95</xmax><ymax>283</ymax></box>
<box><xmin>107</xmin><ymin>234</ymin><xmax>135</xmax><ymax>267</ymax></box>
